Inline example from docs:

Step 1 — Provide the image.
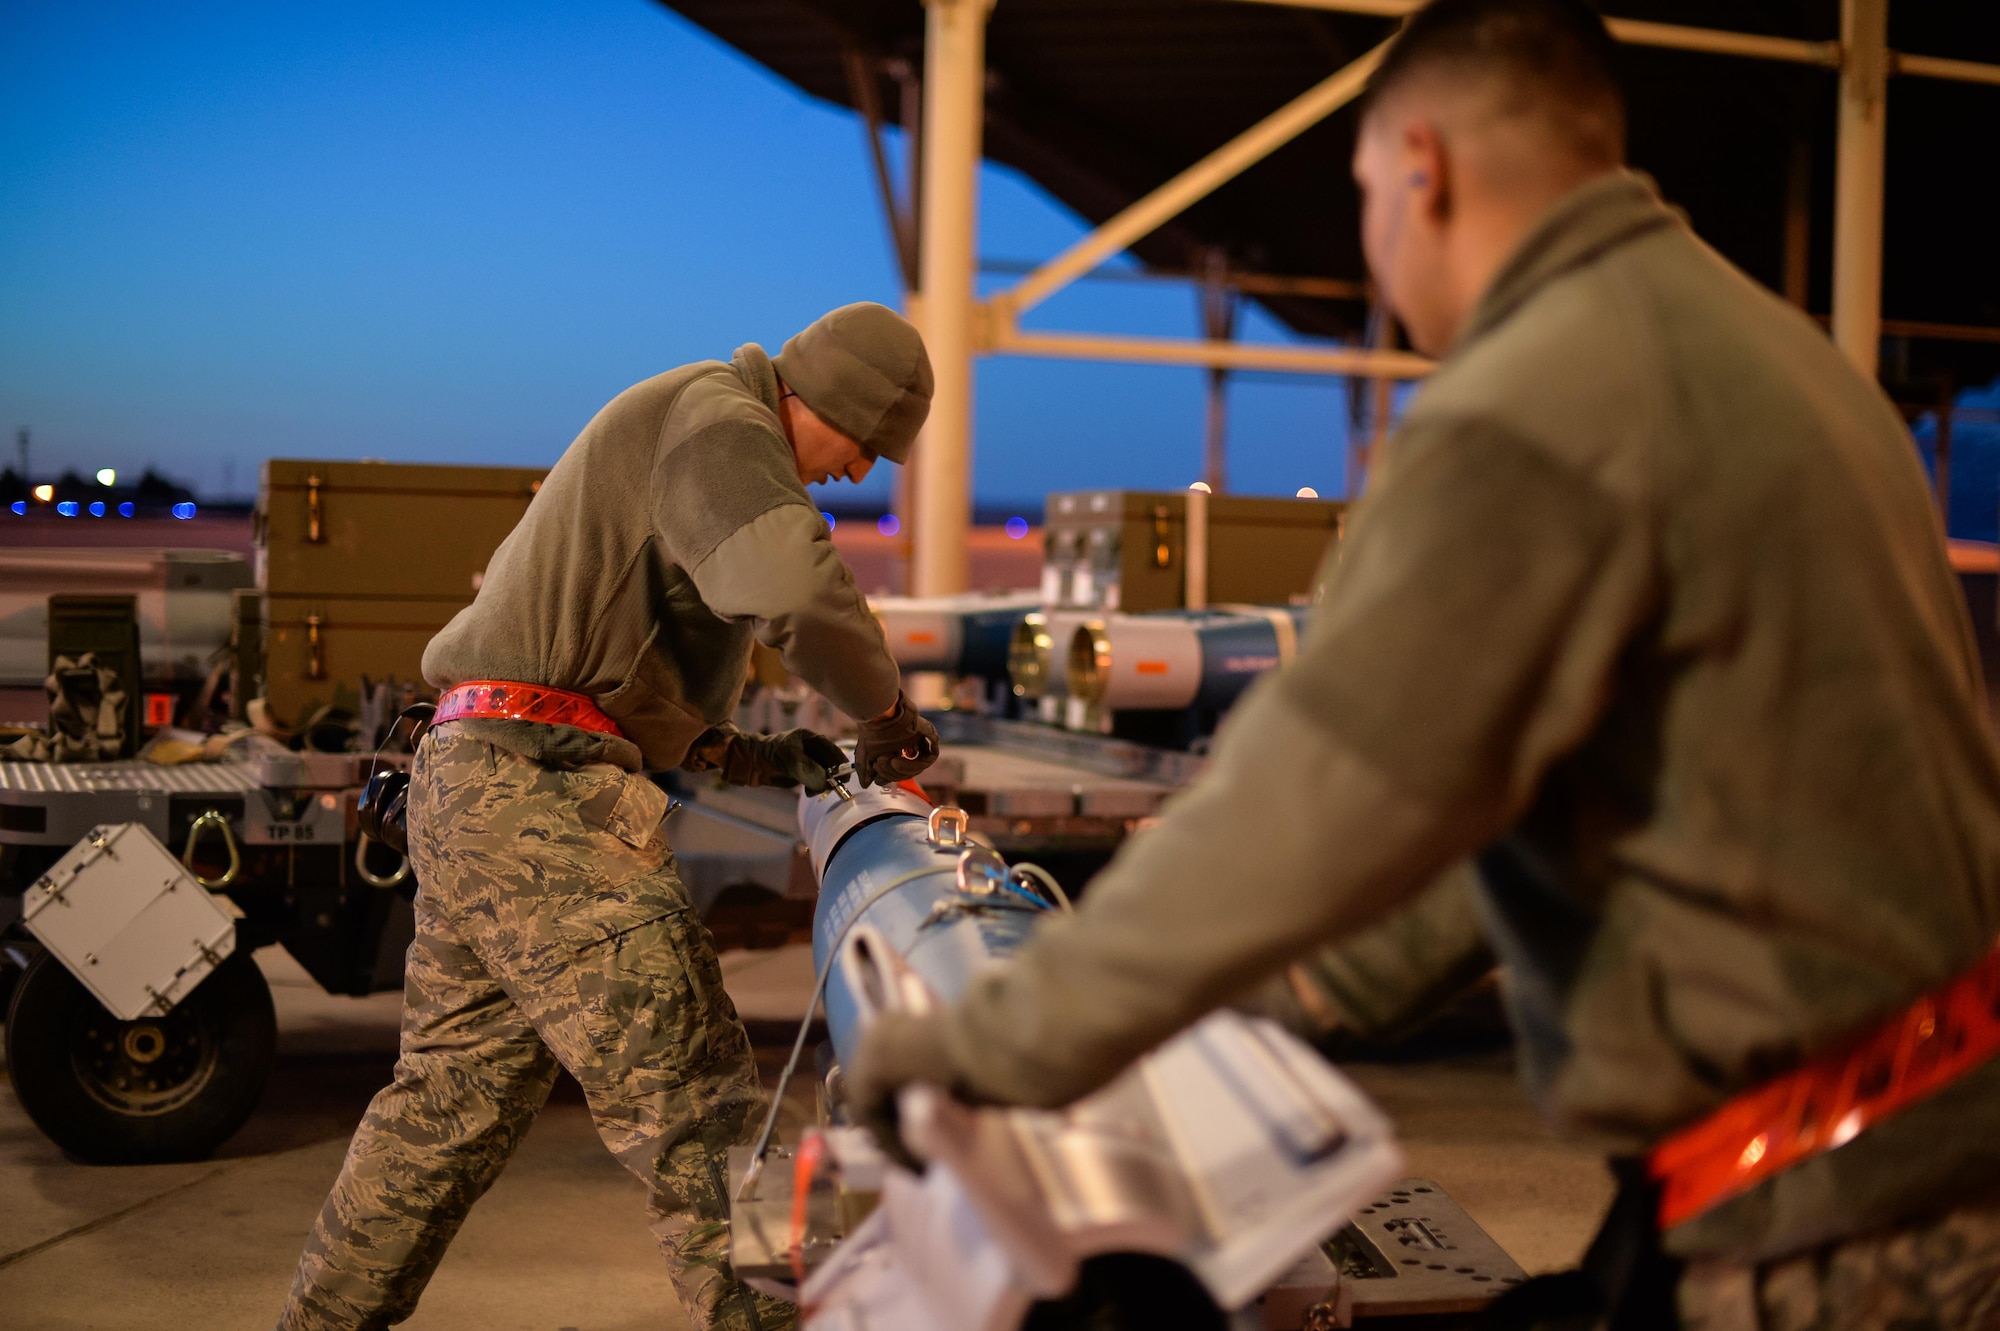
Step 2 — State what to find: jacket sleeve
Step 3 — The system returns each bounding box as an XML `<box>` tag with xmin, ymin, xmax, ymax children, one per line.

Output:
<box><xmin>1244</xmin><ymin>862</ymin><xmax>1496</xmax><ymax>1042</ymax></box>
<box><xmin>686</xmin><ymin>504</ymin><xmax>901</xmax><ymax>723</ymax></box>
<box><xmin>937</xmin><ymin>418</ymin><xmax>1655</xmax><ymax>1107</ymax></box>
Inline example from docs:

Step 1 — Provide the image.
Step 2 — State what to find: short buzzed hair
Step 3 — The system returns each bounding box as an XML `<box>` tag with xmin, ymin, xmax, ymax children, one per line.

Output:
<box><xmin>1363</xmin><ymin>0</ymin><xmax>1627</xmax><ymax>165</ymax></box>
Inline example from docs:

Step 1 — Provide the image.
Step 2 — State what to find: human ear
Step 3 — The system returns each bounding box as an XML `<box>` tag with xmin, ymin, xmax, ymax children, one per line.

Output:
<box><xmin>1403</xmin><ymin>121</ymin><xmax>1451</xmax><ymax>223</ymax></box>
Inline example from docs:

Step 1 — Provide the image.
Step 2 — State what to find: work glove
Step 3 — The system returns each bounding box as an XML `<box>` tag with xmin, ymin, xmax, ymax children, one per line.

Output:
<box><xmin>845</xmin><ymin>1009</ymin><xmax>959</xmax><ymax>1169</ymax></box>
<box><xmin>853</xmin><ymin>693</ymin><xmax>941</xmax><ymax>787</ymax></box>
<box><xmin>685</xmin><ymin>725</ymin><xmax>846</xmax><ymax>793</ymax></box>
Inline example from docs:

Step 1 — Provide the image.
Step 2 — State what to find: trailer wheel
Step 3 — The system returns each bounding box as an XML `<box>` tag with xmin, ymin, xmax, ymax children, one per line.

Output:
<box><xmin>4</xmin><ymin>948</ymin><xmax>276</xmax><ymax>1163</ymax></box>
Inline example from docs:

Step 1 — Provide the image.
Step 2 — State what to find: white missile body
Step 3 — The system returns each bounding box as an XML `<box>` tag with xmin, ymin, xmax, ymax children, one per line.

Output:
<box><xmin>870</xmin><ymin>592</ymin><xmax>1040</xmax><ymax>680</ymax></box>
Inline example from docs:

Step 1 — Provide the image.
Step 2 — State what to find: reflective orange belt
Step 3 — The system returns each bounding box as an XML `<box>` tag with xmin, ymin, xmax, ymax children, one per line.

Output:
<box><xmin>1649</xmin><ymin>938</ymin><xmax>2000</xmax><ymax>1231</ymax></box>
<box><xmin>433</xmin><ymin>680</ymin><xmax>624</xmax><ymax>738</ymax></box>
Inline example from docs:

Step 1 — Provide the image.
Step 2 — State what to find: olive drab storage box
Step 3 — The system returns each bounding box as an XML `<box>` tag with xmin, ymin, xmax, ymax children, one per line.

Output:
<box><xmin>255</xmin><ymin>460</ymin><xmax>546</xmax><ymax>729</ymax></box>
<box><xmin>1041</xmin><ymin>490</ymin><xmax>1345</xmax><ymax>614</ymax></box>
<box><xmin>47</xmin><ymin>594</ymin><xmax>145</xmax><ymax>757</ymax></box>
<box><xmin>21</xmin><ymin>821</ymin><xmax>241</xmax><ymax>1021</ymax></box>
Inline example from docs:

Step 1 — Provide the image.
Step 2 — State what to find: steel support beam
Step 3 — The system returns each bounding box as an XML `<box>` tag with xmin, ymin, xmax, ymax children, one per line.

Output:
<box><xmin>1894</xmin><ymin>52</ymin><xmax>2000</xmax><ymax>88</ymax></box>
<box><xmin>1197</xmin><ymin>249</ymin><xmax>1240</xmax><ymax>492</ymax></box>
<box><xmin>978</xmin><ymin>258</ymin><xmax>1371</xmax><ymax>303</ymax></box>
<box><xmin>1601</xmin><ymin>17</ymin><xmax>1837</xmax><ymax>66</ymax></box>
<box><xmin>911</xmin><ymin>0</ymin><xmax>992</xmax><ymax>597</ymax></box>
<box><xmin>844</xmin><ymin>49</ymin><xmax>918</xmax><ymax>293</ymax></box>
<box><xmin>1832</xmin><ymin>0</ymin><xmax>1889</xmax><ymax>378</ymax></box>
<box><xmin>1228</xmin><ymin>0</ymin><xmax>1838</xmax><ymax>65</ymax></box>
<box><xmin>987</xmin><ymin>39</ymin><xmax>1391</xmax><ymax>323</ymax></box>
<box><xmin>989</xmin><ymin>328</ymin><xmax>1433</xmax><ymax>378</ymax></box>
<box><xmin>1230</xmin><ymin>0</ymin><xmax>2000</xmax><ymax>86</ymax></box>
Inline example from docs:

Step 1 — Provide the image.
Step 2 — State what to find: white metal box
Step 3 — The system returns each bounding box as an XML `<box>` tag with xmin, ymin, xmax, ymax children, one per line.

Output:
<box><xmin>20</xmin><ymin>822</ymin><xmax>241</xmax><ymax>1020</ymax></box>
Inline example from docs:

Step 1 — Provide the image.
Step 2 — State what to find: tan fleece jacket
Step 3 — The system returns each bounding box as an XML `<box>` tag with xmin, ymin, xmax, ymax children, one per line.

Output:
<box><xmin>422</xmin><ymin>344</ymin><xmax>901</xmax><ymax>771</ymax></box>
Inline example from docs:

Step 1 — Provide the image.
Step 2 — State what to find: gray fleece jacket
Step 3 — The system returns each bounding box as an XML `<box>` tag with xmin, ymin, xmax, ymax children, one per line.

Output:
<box><xmin>422</xmin><ymin>344</ymin><xmax>901</xmax><ymax>771</ymax></box>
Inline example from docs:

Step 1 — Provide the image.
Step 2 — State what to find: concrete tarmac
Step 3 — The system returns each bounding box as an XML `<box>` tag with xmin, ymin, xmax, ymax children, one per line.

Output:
<box><xmin>0</xmin><ymin>946</ymin><xmax>1610</xmax><ymax>1330</ymax></box>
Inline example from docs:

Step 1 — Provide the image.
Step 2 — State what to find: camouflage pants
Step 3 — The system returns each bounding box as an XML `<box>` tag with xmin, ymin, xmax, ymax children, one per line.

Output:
<box><xmin>279</xmin><ymin>726</ymin><xmax>792</xmax><ymax>1331</ymax></box>
<box><xmin>1679</xmin><ymin>1201</ymin><xmax>2000</xmax><ymax>1330</ymax></box>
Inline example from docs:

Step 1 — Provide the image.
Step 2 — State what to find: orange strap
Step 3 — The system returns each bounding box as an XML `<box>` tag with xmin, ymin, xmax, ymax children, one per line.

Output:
<box><xmin>434</xmin><ymin>680</ymin><xmax>624</xmax><ymax>738</ymax></box>
<box><xmin>1649</xmin><ymin>938</ymin><xmax>2000</xmax><ymax>1230</ymax></box>
<box><xmin>788</xmin><ymin>1129</ymin><xmax>828</xmax><ymax>1286</ymax></box>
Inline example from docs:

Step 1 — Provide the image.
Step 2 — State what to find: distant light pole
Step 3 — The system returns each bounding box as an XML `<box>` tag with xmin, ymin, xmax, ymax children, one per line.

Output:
<box><xmin>15</xmin><ymin>428</ymin><xmax>26</xmax><ymax>482</ymax></box>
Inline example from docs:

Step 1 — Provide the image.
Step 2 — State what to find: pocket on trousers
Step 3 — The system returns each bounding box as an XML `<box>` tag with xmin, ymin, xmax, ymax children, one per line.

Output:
<box><xmin>558</xmin><ymin>899</ymin><xmax>737</xmax><ymax>1085</ymax></box>
<box><xmin>573</xmin><ymin>768</ymin><xmax>672</xmax><ymax>850</ymax></box>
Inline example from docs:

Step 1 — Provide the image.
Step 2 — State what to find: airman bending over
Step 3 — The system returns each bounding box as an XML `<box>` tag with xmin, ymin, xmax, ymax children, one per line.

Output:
<box><xmin>282</xmin><ymin>302</ymin><xmax>941</xmax><ymax>1331</ymax></box>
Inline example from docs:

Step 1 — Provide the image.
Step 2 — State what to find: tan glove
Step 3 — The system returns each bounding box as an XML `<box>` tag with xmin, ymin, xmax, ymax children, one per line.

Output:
<box><xmin>853</xmin><ymin>693</ymin><xmax>941</xmax><ymax>787</ymax></box>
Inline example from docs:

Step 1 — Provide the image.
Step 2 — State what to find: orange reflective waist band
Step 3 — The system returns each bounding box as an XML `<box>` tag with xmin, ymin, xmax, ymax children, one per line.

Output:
<box><xmin>433</xmin><ymin>680</ymin><xmax>624</xmax><ymax>739</ymax></box>
<box><xmin>1649</xmin><ymin>938</ymin><xmax>2000</xmax><ymax>1231</ymax></box>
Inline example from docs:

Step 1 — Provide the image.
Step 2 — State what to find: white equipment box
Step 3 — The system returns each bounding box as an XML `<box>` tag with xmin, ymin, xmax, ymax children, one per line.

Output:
<box><xmin>20</xmin><ymin>822</ymin><xmax>241</xmax><ymax>1020</ymax></box>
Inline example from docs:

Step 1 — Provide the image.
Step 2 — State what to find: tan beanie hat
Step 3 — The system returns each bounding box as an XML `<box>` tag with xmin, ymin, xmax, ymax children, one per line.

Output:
<box><xmin>771</xmin><ymin>302</ymin><xmax>933</xmax><ymax>464</ymax></box>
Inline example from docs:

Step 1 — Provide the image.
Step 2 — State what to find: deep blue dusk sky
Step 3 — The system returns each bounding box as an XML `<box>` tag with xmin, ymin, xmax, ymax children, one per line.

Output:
<box><xmin>0</xmin><ymin>0</ymin><xmax>1363</xmax><ymax>510</ymax></box>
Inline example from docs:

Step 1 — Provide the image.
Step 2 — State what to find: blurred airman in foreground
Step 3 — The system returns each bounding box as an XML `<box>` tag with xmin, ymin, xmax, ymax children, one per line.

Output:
<box><xmin>853</xmin><ymin>3</ymin><xmax>2000</xmax><ymax>1326</ymax></box>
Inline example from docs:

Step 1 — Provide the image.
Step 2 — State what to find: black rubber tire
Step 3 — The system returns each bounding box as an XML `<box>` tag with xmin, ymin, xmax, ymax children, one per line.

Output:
<box><xmin>4</xmin><ymin>947</ymin><xmax>276</xmax><ymax>1163</ymax></box>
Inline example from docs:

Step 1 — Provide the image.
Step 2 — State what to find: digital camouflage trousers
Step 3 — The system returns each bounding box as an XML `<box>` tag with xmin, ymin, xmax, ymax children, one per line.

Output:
<box><xmin>1678</xmin><ymin>1200</ymin><xmax>2000</xmax><ymax>1331</ymax></box>
<box><xmin>279</xmin><ymin>726</ymin><xmax>792</xmax><ymax>1331</ymax></box>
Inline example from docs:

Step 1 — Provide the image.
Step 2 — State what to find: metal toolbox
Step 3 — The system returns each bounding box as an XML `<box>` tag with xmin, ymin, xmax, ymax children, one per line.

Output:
<box><xmin>256</xmin><ymin>459</ymin><xmax>545</xmax><ymax>600</ymax></box>
<box><xmin>261</xmin><ymin>594</ymin><xmax>471</xmax><ymax>727</ymax></box>
<box><xmin>254</xmin><ymin>459</ymin><xmax>546</xmax><ymax>727</ymax></box>
<box><xmin>1041</xmin><ymin>489</ymin><xmax>1343</xmax><ymax>614</ymax></box>
<box><xmin>20</xmin><ymin>821</ymin><xmax>241</xmax><ymax>1020</ymax></box>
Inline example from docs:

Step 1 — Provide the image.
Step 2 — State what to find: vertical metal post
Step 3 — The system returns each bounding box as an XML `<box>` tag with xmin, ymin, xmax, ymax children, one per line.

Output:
<box><xmin>1198</xmin><ymin>248</ymin><xmax>1238</xmax><ymax>494</ymax></box>
<box><xmin>1782</xmin><ymin>138</ymin><xmax>1812</xmax><ymax>310</ymax></box>
<box><xmin>911</xmin><ymin>0</ymin><xmax>992</xmax><ymax>597</ymax></box>
<box><xmin>1347</xmin><ymin>301</ymin><xmax>1398</xmax><ymax>497</ymax></box>
<box><xmin>844</xmin><ymin>48</ymin><xmax>918</xmax><ymax>293</ymax></box>
<box><xmin>1831</xmin><ymin>0</ymin><xmax>1888</xmax><ymax>378</ymax></box>
<box><xmin>892</xmin><ymin>58</ymin><xmax>925</xmax><ymax>573</ymax></box>
<box><xmin>1185</xmin><ymin>483</ymin><xmax>1210</xmax><ymax>610</ymax></box>
<box><xmin>1201</xmin><ymin>366</ymin><xmax>1230</xmax><ymax>495</ymax></box>
<box><xmin>1935</xmin><ymin>378</ymin><xmax>1955</xmax><ymax>529</ymax></box>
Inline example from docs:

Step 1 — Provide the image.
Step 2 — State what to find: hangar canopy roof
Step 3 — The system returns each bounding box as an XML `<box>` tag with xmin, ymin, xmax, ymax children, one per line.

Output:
<box><xmin>661</xmin><ymin>1</ymin><xmax>2000</xmax><ymax>395</ymax></box>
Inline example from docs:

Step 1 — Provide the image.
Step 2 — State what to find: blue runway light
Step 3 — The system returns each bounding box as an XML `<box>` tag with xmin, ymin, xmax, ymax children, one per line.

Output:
<box><xmin>118</xmin><ymin>502</ymin><xmax>135</xmax><ymax>517</ymax></box>
<box><xmin>89</xmin><ymin>501</ymin><xmax>105</xmax><ymax>517</ymax></box>
<box><xmin>8</xmin><ymin>501</ymin><xmax>23</xmax><ymax>516</ymax></box>
<box><xmin>57</xmin><ymin>501</ymin><xmax>79</xmax><ymax>517</ymax></box>
<box><xmin>172</xmin><ymin>502</ymin><xmax>197</xmax><ymax>520</ymax></box>
<box><xmin>1005</xmin><ymin>516</ymin><xmax>1029</xmax><ymax>540</ymax></box>
<box><xmin>877</xmin><ymin>513</ymin><xmax>900</xmax><ymax>537</ymax></box>
<box><xmin>821</xmin><ymin>511</ymin><xmax>836</xmax><ymax>530</ymax></box>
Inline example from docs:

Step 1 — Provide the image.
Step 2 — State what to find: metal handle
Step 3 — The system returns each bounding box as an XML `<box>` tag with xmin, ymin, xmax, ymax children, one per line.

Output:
<box><xmin>181</xmin><ymin>809</ymin><xmax>241</xmax><ymax>890</ymax></box>
<box><xmin>306</xmin><ymin>613</ymin><xmax>325</xmax><ymax>679</ymax></box>
<box><xmin>354</xmin><ymin>834</ymin><xmax>411</xmax><ymax>889</ymax></box>
<box><xmin>306</xmin><ymin>473</ymin><xmax>324</xmax><ymax>543</ymax></box>
<box><xmin>955</xmin><ymin>846</ymin><xmax>1007</xmax><ymax>895</ymax></box>
<box><xmin>926</xmin><ymin>805</ymin><xmax>968</xmax><ymax>848</ymax></box>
